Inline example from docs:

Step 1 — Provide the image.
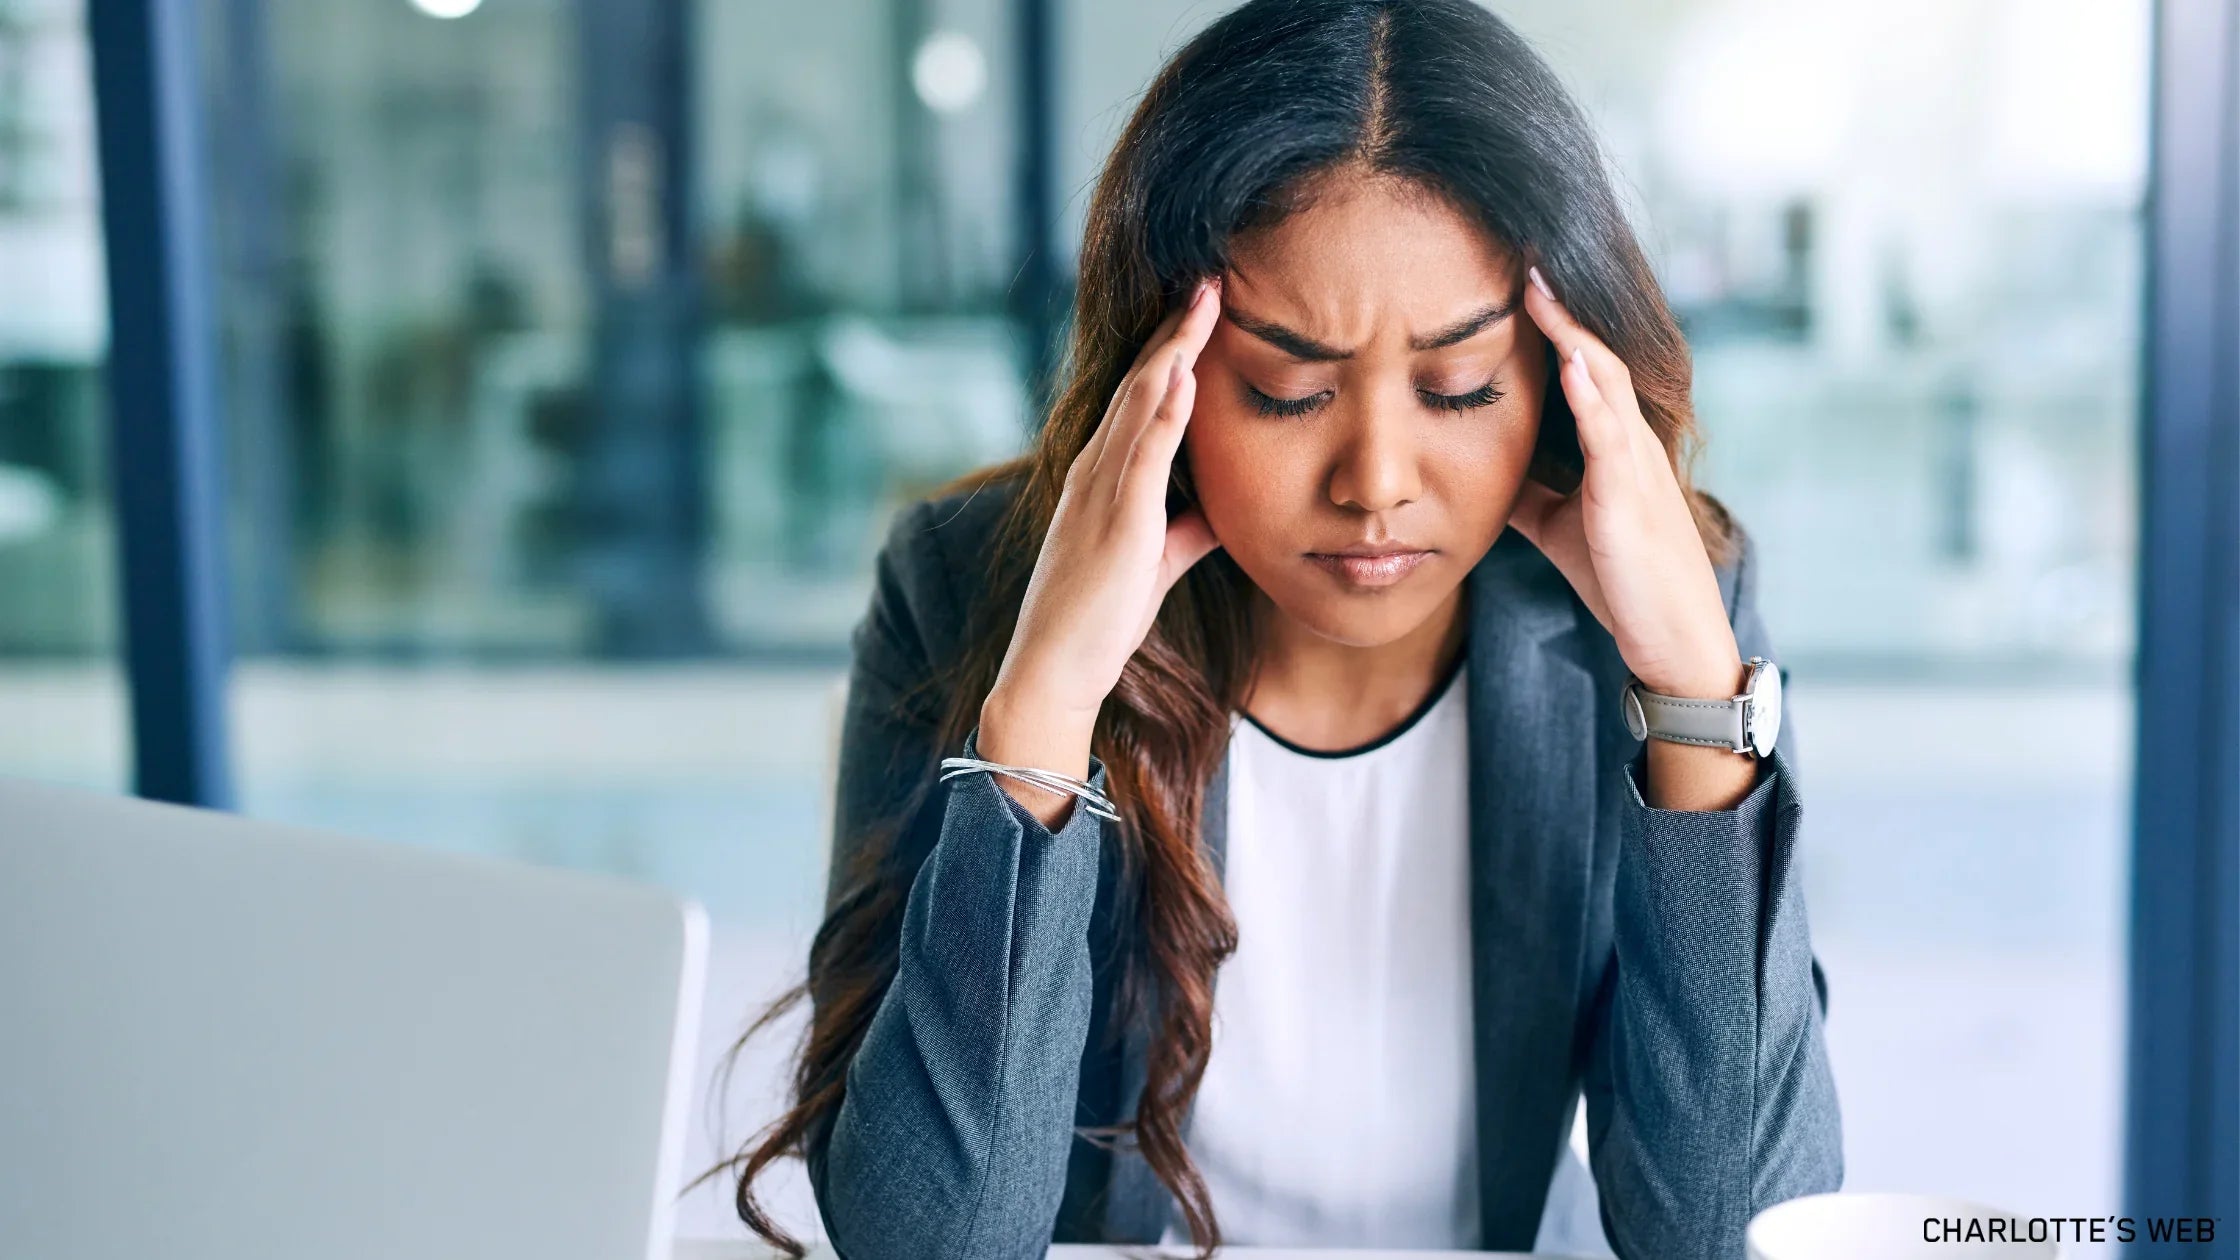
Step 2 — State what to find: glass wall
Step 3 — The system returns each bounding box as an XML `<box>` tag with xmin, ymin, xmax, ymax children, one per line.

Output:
<box><xmin>205</xmin><ymin>0</ymin><xmax>591</xmax><ymax>656</ymax></box>
<box><xmin>693</xmin><ymin>0</ymin><xmax>1029</xmax><ymax>649</ymax></box>
<box><xmin>1520</xmin><ymin>0</ymin><xmax>2145</xmax><ymax>1233</ymax></box>
<box><xmin>204</xmin><ymin>0</ymin><xmax>1033</xmax><ymax>665</ymax></box>
<box><xmin>0</xmin><ymin>0</ymin><xmax>127</xmax><ymax>789</ymax></box>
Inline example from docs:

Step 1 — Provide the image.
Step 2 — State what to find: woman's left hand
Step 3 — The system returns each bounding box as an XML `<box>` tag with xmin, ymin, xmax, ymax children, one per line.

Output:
<box><xmin>1507</xmin><ymin>264</ymin><xmax>1744</xmax><ymax>700</ymax></box>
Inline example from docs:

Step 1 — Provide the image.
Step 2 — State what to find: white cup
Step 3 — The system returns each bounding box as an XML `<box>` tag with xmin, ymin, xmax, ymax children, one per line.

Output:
<box><xmin>1747</xmin><ymin>1192</ymin><xmax>2064</xmax><ymax>1260</ymax></box>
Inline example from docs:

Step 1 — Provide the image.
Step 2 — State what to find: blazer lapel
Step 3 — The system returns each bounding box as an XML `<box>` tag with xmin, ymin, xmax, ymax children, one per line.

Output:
<box><xmin>1462</xmin><ymin>528</ymin><xmax>1603</xmax><ymax>1249</ymax></box>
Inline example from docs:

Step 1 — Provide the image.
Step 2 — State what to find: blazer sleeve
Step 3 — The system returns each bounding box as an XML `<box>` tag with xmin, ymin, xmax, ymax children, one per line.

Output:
<box><xmin>1580</xmin><ymin>525</ymin><xmax>1845</xmax><ymax>1260</ymax></box>
<box><xmin>804</xmin><ymin>498</ymin><xmax>1111</xmax><ymax>1260</ymax></box>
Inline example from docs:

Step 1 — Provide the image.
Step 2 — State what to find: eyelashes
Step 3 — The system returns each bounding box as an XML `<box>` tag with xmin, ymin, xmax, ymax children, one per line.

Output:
<box><xmin>1421</xmin><ymin>380</ymin><xmax>1507</xmax><ymax>413</ymax></box>
<box><xmin>1241</xmin><ymin>380</ymin><xmax>1509</xmax><ymax>418</ymax></box>
<box><xmin>1244</xmin><ymin>386</ymin><xmax>1329</xmax><ymax>418</ymax></box>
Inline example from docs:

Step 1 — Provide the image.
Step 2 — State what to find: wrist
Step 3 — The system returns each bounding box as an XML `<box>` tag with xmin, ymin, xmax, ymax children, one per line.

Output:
<box><xmin>1640</xmin><ymin>737</ymin><xmax>1762</xmax><ymax>810</ymax></box>
<box><xmin>975</xmin><ymin>686</ymin><xmax>1100</xmax><ymax>832</ymax></box>
<box><xmin>1635</xmin><ymin>636</ymin><xmax>1747</xmax><ymax>700</ymax></box>
<box><xmin>978</xmin><ymin>685</ymin><xmax>1098</xmax><ymax>777</ymax></box>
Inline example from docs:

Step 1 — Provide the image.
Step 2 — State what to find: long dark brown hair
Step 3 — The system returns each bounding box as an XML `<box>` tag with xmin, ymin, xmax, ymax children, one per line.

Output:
<box><xmin>694</xmin><ymin>1</ymin><xmax>1735</xmax><ymax>1255</ymax></box>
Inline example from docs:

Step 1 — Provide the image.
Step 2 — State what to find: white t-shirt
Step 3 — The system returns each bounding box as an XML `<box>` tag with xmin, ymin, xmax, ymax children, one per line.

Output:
<box><xmin>1160</xmin><ymin>655</ymin><xmax>1479</xmax><ymax>1249</ymax></box>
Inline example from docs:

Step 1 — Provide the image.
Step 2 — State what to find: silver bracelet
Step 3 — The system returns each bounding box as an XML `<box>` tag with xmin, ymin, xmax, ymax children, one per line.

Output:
<box><xmin>939</xmin><ymin>756</ymin><xmax>1119</xmax><ymax>822</ymax></box>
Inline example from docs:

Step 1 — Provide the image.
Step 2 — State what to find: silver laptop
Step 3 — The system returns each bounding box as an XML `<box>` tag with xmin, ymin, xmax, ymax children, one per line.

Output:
<box><xmin>0</xmin><ymin>775</ymin><xmax>707</xmax><ymax>1260</ymax></box>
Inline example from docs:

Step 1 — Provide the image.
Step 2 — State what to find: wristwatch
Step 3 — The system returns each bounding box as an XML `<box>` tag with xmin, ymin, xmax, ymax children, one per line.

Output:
<box><xmin>1621</xmin><ymin>656</ymin><xmax>1783</xmax><ymax>758</ymax></box>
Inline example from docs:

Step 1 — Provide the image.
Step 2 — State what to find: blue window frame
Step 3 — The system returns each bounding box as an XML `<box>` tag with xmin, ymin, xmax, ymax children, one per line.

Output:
<box><xmin>2129</xmin><ymin>0</ymin><xmax>2240</xmax><ymax>1237</ymax></box>
<box><xmin>87</xmin><ymin>0</ymin><xmax>235</xmax><ymax>809</ymax></box>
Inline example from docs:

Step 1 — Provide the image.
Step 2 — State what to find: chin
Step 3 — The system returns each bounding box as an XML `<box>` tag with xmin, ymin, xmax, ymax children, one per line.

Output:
<box><xmin>1251</xmin><ymin>563</ymin><xmax>1460</xmax><ymax>648</ymax></box>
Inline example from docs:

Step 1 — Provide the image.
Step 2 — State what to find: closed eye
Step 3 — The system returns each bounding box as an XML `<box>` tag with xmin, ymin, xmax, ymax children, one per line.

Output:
<box><xmin>1243</xmin><ymin>380</ymin><xmax>1506</xmax><ymax>417</ymax></box>
<box><xmin>1243</xmin><ymin>384</ymin><xmax>1330</xmax><ymax>418</ymax></box>
<box><xmin>1419</xmin><ymin>380</ymin><xmax>1506</xmax><ymax>412</ymax></box>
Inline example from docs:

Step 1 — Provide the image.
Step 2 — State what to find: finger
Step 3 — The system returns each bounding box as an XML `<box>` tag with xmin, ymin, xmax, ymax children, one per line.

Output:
<box><xmin>1527</xmin><ymin>266</ymin><xmax>1660</xmax><ymax>452</ymax></box>
<box><xmin>1169</xmin><ymin>273</ymin><xmax>1223</xmax><ymax>363</ymax></box>
<box><xmin>1524</xmin><ymin>264</ymin><xmax>1623</xmax><ymax>386</ymax></box>
<box><xmin>1129</xmin><ymin>284</ymin><xmax>1201</xmax><ymax>375</ymax></box>
<box><xmin>1113</xmin><ymin>353</ymin><xmax>1198</xmax><ymax>511</ymax></box>
<box><xmin>1092</xmin><ymin>279</ymin><xmax>1219</xmax><ymax>485</ymax></box>
<box><xmin>1124</xmin><ymin>277</ymin><xmax>1221</xmax><ymax>400</ymax></box>
<box><xmin>1076</xmin><ymin>285</ymin><xmax>1201</xmax><ymax>476</ymax></box>
<box><xmin>1560</xmin><ymin>344</ymin><xmax>1631</xmax><ymax>476</ymax></box>
<box><xmin>1082</xmin><ymin>281</ymin><xmax>1207</xmax><ymax>476</ymax></box>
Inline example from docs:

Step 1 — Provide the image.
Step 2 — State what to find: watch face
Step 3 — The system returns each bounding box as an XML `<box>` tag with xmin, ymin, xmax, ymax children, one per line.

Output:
<box><xmin>1745</xmin><ymin>657</ymin><xmax>1783</xmax><ymax>756</ymax></box>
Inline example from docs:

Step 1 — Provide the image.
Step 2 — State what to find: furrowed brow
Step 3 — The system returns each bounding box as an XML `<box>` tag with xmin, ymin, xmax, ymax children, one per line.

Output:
<box><xmin>1408</xmin><ymin>299</ymin><xmax>1515</xmax><ymax>351</ymax></box>
<box><xmin>1224</xmin><ymin>309</ymin><xmax>1352</xmax><ymax>362</ymax></box>
<box><xmin>1224</xmin><ymin>298</ymin><xmax>1517</xmax><ymax>360</ymax></box>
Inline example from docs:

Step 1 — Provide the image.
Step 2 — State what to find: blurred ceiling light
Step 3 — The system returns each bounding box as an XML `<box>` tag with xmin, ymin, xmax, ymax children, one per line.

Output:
<box><xmin>912</xmin><ymin>31</ymin><xmax>987</xmax><ymax>115</ymax></box>
<box><xmin>410</xmin><ymin>0</ymin><xmax>483</xmax><ymax>18</ymax></box>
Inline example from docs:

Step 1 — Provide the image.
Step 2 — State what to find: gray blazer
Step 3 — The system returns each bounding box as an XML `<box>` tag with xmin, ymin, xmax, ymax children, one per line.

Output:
<box><xmin>805</xmin><ymin>476</ymin><xmax>1843</xmax><ymax>1260</ymax></box>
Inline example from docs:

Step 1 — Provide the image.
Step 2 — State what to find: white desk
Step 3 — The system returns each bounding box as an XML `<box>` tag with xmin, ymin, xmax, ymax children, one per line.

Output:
<box><xmin>677</xmin><ymin>1240</ymin><xmax>1555</xmax><ymax>1259</ymax></box>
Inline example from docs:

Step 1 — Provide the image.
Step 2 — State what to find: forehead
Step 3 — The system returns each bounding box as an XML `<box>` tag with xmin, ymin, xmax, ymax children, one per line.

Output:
<box><xmin>1221</xmin><ymin>172</ymin><xmax>1518</xmax><ymax>341</ymax></box>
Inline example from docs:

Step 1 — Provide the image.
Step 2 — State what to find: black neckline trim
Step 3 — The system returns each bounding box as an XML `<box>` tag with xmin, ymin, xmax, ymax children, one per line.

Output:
<box><xmin>1238</xmin><ymin>643</ymin><xmax>1469</xmax><ymax>760</ymax></box>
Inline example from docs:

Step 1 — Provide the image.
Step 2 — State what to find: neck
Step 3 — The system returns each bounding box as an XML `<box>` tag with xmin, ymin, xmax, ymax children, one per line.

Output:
<box><xmin>1242</xmin><ymin>584</ymin><xmax>1468</xmax><ymax>750</ymax></box>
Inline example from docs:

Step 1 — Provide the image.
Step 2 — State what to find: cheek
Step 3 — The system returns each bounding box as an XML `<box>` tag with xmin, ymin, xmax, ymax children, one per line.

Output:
<box><xmin>1180</xmin><ymin>392</ymin><xmax>1305</xmax><ymax>542</ymax></box>
<box><xmin>1440</xmin><ymin>398</ymin><xmax>1542</xmax><ymax>517</ymax></box>
<box><xmin>1451</xmin><ymin>363</ymin><xmax>1553</xmax><ymax>522</ymax></box>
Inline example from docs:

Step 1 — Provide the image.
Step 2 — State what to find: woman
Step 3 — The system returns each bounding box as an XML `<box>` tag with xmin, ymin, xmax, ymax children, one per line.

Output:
<box><xmin>705</xmin><ymin>1</ymin><xmax>1842</xmax><ymax>1256</ymax></box>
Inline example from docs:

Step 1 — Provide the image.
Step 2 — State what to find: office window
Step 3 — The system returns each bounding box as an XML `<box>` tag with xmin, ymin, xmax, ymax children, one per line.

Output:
<box><xmin>0</xmin><ymin>0</ymin><xmax>128</xmax><ymax>790</ymax></box>
<box><xmin>1524</xmin><ymin>0</ymin><xmax>2143</xmax><ymax>1232</ymax></box>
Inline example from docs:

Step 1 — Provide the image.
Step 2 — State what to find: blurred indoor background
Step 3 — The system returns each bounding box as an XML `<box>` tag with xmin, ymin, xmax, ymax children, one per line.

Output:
<box><xmin>0</xmin><ymin>0</ymin><xmax>2160</xmax><ymax>1250</ymax></box>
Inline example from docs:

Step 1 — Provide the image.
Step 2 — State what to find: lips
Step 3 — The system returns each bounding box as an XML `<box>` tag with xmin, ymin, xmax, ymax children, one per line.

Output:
<box><xmin>1305</xmin><ymin>549</ymin><xmax>1432</xmax><ymax>587</ymax></box>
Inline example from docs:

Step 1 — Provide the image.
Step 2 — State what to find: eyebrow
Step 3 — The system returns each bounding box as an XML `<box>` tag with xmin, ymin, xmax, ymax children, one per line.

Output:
<box><xmin>1223</xmin><ymin>297</ymin><xmax>1517</xmax><ymax>361</ymax></box>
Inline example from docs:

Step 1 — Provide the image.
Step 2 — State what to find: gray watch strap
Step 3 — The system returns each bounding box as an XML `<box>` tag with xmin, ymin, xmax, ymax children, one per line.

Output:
<box><xmin>1628</xmin><ymin>686</ymin><xmax>1748</xmax><ymax>749</ymax></box>
<box><xmin>1622</xmin><ymin>656</ymin><xmax>1781</xmax><ymax>756</ymax></box>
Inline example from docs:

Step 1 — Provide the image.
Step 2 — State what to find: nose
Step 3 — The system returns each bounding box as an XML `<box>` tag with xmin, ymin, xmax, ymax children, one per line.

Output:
<box><xmin>1325</xmin><ymin>386</ymin><xmax>1424</xmax><ymax>514</ymax></box>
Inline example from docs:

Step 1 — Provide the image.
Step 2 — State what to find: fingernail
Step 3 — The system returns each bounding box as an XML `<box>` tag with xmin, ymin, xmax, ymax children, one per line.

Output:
<box><xmin>1529</xmin><ymin>265</ymin><xmax>1555</xmax><ymax>302</ymax></box>
<box><xmin>1568</xmin><ymin>345</ymin><xmax>1586</xmax><ymax>376</ymax></box>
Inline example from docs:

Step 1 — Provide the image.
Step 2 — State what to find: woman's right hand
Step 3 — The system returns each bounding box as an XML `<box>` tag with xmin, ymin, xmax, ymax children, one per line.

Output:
<box><xmin>977</xmin><ymin>277</ymin><xmax>1226</xmax><ymax>805</ymax></box>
